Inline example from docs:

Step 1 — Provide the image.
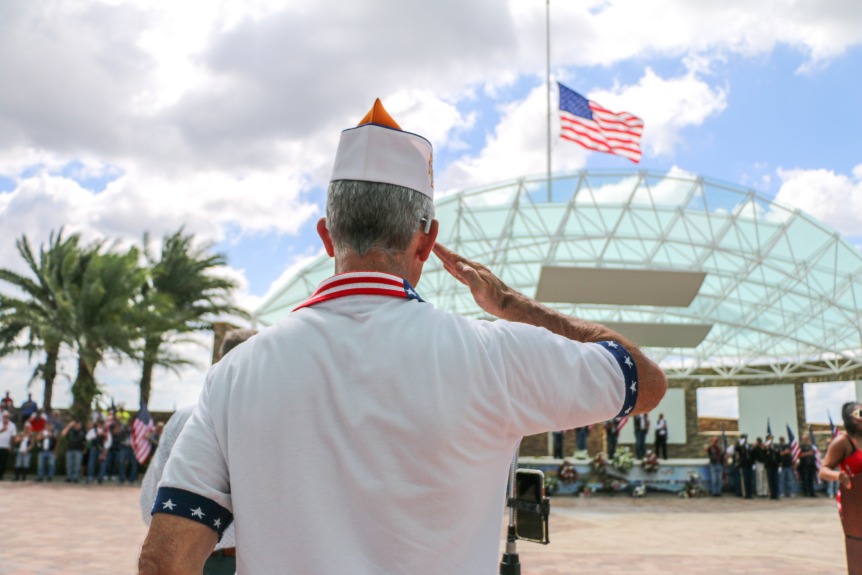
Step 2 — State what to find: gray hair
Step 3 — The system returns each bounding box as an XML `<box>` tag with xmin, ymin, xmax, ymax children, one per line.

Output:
<box><xmin>326</xmin><ymin>180</ymin><xmax>434</xmax><ymax>258</ymax></box>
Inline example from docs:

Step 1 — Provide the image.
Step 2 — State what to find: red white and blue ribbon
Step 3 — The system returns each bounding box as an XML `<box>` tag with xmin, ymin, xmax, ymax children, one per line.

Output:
<box><xmin>293</xmin><ymin>271</ymin><xmax>424</xmax><ymax>312</ymax></box>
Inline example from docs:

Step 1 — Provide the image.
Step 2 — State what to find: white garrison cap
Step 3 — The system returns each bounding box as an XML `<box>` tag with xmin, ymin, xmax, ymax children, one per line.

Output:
<box><xmin>330</xmin><ymin>99</ymin><xmax>434</xmax><ymax>199</ymax></box>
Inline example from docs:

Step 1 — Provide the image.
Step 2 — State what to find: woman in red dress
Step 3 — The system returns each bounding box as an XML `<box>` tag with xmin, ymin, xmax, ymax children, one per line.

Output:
<box><xmin>821</xmin><ymin>402</ymin><xmax>862</xmax><ymax>574</ymax></box>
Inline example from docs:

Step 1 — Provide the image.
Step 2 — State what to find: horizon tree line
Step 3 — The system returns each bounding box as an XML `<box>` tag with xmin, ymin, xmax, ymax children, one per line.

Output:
<box><xmin>0</xmin><ymin>228</ymin><xmax>247</xmax><ymax>422</ymax></box>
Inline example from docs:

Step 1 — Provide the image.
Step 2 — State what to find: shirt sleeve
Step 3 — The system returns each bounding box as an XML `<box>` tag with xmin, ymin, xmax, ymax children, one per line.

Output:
<box><xmin>139</xmin><ymin>407</ymin><xmax>193</xmax><ymax>526</ymax></box>
<box><xmin>484</xmin><ymin>320</ymin><xmax>639</xmax><ymax>436</ymax></box>
<box><xmin>153</xmin><ymin>368</ymin><xmax>234</xmax><ymax>540</ymax></box>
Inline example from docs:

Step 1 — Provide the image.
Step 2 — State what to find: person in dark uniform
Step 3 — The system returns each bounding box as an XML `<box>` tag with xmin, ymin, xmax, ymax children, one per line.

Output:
<box><xmin>633</xmin><ymin>413</ymin><xmax>649</xmax><ymax>459</ymax></box>
<box><xmin>798</xmin><ymin>436</ymin><xmax>817</xmax><ymax>497</ymax></box>
<box><xmin>552</xmin><ymin>430</ymin><xmax>564</xmax><ymax>459</ymax></box>
<box><xmin>604</xmin><ymin>419</ymin><xmax>620</xmax><ymax>458</ymax></box>
<box><xmin>734</xmin><ymin>434</ymin><xmax>754</xmax><ymax>499</ymax></box>
<box><xmin>764</xmin><ymin>435</ymin><xmax>780</xmax><ymax>500</ymax></box>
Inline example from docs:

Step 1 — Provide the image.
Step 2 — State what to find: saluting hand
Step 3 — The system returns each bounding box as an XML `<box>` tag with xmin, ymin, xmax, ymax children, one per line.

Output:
<box><xmin>433</xmin><ymin>243</ymin><xmax>514</xmax><ymax>319</ymax></box>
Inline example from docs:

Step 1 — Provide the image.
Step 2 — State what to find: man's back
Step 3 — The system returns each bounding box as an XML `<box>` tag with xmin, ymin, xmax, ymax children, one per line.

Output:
<box><xmin>163</xmin><ymin>292</ymin><xmax>627</xmax><ymax>573</ymax></box>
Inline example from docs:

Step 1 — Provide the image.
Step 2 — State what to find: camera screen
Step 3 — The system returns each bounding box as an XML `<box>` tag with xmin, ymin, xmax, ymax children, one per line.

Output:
<box><xmin>514</xmin><ymin>469</ymin><xmax>548</xmax><ymax>544</ymax></box>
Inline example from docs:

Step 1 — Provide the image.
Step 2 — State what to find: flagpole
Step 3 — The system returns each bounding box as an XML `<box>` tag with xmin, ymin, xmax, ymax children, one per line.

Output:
<box><xmin>546</xmin><ymin>0</ymin><xmax>551</xmax><ymax>203</ymax></box>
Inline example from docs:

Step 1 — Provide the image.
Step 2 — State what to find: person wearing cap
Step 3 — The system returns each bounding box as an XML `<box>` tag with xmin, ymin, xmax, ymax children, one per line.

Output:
<box><xmin>138</xmin><ymin>99</ymin><xmax>667</xmax><ymax>575</ymax></box>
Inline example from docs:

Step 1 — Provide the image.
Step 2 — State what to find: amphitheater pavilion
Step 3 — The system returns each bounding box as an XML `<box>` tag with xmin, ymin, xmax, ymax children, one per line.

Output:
<box><xmin>254</xmin><ymin>169</ymin><xmax>862</xmax><ymax>458</ymax></box>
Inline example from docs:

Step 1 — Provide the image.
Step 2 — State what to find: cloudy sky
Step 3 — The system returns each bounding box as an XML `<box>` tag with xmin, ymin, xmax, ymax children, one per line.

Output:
<box><xmin>1</xmin><ymin>0</ymin><xmax>860</xmax><ymax>417</ymax></box>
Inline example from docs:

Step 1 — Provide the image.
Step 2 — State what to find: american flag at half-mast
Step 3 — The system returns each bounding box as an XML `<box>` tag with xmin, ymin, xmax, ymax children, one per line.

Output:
<box><xmin>132</xmin><ymin>404</ymin><xmax>155</xmax><ymax>464</ymax></box>
<box><xmin>558</xmin><ymin>82</ymin><xmax>643</xmax><ymax>163</ymax></box>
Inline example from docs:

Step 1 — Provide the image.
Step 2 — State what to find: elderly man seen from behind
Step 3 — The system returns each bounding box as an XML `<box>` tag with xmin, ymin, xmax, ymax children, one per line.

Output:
<box><xmin>138</xmin><ymin>98</ymin><xmax>667</xmax><ymax>575</ymax></box>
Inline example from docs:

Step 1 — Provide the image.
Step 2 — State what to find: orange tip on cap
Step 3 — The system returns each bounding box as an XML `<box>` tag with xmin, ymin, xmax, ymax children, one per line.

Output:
<box><xmin>358</xmin><ymin>98</ymin><xmax>402</xmax><ymax>130</ymax></box>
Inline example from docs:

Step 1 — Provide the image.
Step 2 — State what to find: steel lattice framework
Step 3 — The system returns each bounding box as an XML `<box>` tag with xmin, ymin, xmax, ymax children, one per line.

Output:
<box><xmin>255</xmin><ymin>169</ymin><xmax>862</xmax><ymax>381</ymax></box>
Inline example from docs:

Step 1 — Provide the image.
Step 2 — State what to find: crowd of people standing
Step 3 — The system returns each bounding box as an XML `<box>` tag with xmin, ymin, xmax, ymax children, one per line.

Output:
<box><xmin>706</xmin><ymin>432</ymin><xmax>825</xmax><ymax>499</ymax></box>
<box><xmin>0</xmin><ymin>391</ymin><xmax>163</xmax><ymax>484</ymax></box>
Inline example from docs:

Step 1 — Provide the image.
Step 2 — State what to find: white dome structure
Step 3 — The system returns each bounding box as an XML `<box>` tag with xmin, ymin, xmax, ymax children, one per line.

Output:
<box><xmin>255</xmin><ymin>169</ymin><xmax>862</xmax><ymax>382</ymax></box>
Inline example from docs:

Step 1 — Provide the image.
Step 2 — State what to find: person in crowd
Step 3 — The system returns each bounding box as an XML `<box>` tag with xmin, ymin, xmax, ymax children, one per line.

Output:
<box><xmin>634</xmin><ymin>413</ymin><xmax>650</xmax><ymax>459</ymax></box>
<box><xmin>47</xmin><ymin>410</ymin><xmax>64</xmax><ymax>435</ymax></box>
<box><xmin>798</xmin><ymin>435</ymin><xmax>817</xmax><ymax>497</ymax></box>
<box><xmin>98</xmin><ymin>421</ymin><xmax>119</xmax><ymax>484</ymax></box>
<box><xmin>116</xmin><ymin>420</ymin><xmax>138</xmax><ymax>484</ymax></box>
<box><xmin>140</xmin><ymin>328</ymin><xmax>258</xmax><ymax>575</ymax></box>
<box><xmin>706</xmin><ymin>436</ymin><xmax>724</xmax><ymax>496</ymax></box>
<box><xmin>62</xmin><ymin>418</ymin><xmax>86</xmax><ymax>483</ymax></box>
<box><xmin>117</xmin><ymin>403</ymin><xmax>131</xmax><ymax>425</ymax></box>
<box><xmin>734</xmin><ymin>434</ymin><xmax>754</xmax><ymax>499</ymax></box>
<box><xmin>654</xmin><ymin>413</ymin><xmax>668</xmax><ymax>459</ymax></box>
<box><xmin>0</xmin><ymin>410</ymin><xmax>17</xmax><ymax>480</ymax></box>
<box><xmin>85</xmin><ymin>421</ymin><xmax>107</xmax><ymax>484</ymax></box>
<box><xmin>29</xmin><ymin>409</ymin><xmax>47</xmax><ymax>434</ymax></box>
<box><xmin>752</xmin><ymin>436</ymin><xmax>767</xmax><ymax>497</ymax></box>
<box><xmin>1</xmin><ymin>390</ymin><xmax>14</xmax><ymax>415</ymax></box>
<box><xmin>778</xmin><ymin>435</ymin><xmax>796</xmax><ymax>497</ymax></box>
<box><xmin>36</xmin><ymin>426</ymin><xmax>58</xmax><ymax>482</ymax></box>
<box><xmin>137</xmin><ymin>99</ymin><xmax>667</xmax><ymax>575</ymax></box>
<box><xmin>552</xmin><ymin>430</ymin><xmax>564</xmax><ymax>459</ymax></box>
<box><xmin>725</xmin><ymin>440</ymin><xmax>738</xmax><ymax>495</ymax></box>
<box><xmin>148</xmin><ymin>421</ymin><xmax>165</xmax><ymax>453</ymax></box>
<box><xmin>18</xmin><ymin>393</ymin><xmax>37</xmax><ymax>427</ymax></box>
<box><xmin>820</xmin><ymin>402</ymin><xmax>862</xmax><ymax>574</ymax></box>
<box><xmin>764</xmin><ymin>434</ymin><xmax>780</xmax><ymax>500</ymax></box>
<box><xmin>575</xmin><ymin>425</ymin><xmax>590</xmax><ymax>456</ymax></box>
<box><xmin>604</xmin><ymin>418</ymin><xmax>620</xmax><ymax>458</ymax></box>
<box><xmin>13</xmin><ymin>422</ymin><xmax>33</xmax><ymax>481</ymax></box>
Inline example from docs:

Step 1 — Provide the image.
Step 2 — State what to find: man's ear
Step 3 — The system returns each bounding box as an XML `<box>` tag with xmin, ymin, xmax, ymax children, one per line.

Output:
<box><xmin>417</xmin><ymin>219</ymin><xmax>439</xmax><ymax>263</ymax></box>
<box><xmin>317</xmin><ymin>218</ymin><xmax>335</xmax><ymax>258</ymax></box>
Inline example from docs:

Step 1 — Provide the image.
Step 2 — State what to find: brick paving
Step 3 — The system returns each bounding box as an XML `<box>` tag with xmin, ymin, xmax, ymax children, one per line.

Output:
<box><xmin>0</xmin><ymin>480</ymin><xmax>848</xmax><ymax>574</ymax></box>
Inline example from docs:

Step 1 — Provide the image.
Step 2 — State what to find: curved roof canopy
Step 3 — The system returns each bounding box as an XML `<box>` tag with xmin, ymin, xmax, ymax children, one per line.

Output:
<box><xmin>255</xmin><ymin>169</ymin><xmax>862</xmax><ymax>381</ymax></box>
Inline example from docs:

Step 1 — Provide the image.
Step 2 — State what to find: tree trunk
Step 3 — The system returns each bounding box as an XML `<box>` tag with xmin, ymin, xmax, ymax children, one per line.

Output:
<box><xmin>71</xmin><ymin>355</ymin><xmax>99</xmax><ymax>423</ymax></box>
<box><xmin>139</xmin><ymin>337</ymin><xmax>160</xmax><ymax>409</ymax></box>
<box><xmin>41</xmin><ymin>344</ymin><xmax>59</xmax><ymax>411</ymax></box>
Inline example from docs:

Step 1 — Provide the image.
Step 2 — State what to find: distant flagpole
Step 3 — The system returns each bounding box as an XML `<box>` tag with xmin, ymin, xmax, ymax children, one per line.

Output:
<box><xmin>546</xmin><ymin>0</ymin><xmax>552</xmax><ymax>202</ymax></box>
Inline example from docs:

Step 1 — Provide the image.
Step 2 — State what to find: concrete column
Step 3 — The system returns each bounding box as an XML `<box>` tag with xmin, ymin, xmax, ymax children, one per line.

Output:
<box><xmin>794</xmin><ymin>382</ymin><xmax>806</xmax><ymax>432</ymax></box>
<box><xmin>682</xmin><ymin>383</ymin><xmax>699</xmax><ymax>458</ymax></box>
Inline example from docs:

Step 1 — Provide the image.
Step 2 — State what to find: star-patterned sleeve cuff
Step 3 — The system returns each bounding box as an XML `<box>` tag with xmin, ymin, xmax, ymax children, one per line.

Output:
<box><xmin>596</xmin><ymin>340</ymin><xmax>639</xmax><ymax>418</ymax></box>
<box><xmin>152</xmin><ymin>486</ymin><xmax>233</xmax><ymax>541</ymax></box>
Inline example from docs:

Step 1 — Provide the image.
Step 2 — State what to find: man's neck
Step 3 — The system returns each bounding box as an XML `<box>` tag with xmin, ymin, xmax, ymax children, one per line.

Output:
<box><xmin>335</xmin><ymin>253</ymin><xmax>411</xmax><ymax>281</ymax></box>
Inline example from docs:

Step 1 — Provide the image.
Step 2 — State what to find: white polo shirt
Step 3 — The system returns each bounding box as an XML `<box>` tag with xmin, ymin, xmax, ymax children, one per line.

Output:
<box><xmin>156</xmin><ymin>272</ymin><xmax>637</xmax><ymax>574</ymax></box>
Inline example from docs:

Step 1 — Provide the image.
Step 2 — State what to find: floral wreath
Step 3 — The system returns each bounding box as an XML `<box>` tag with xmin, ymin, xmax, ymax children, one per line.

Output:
<box><xmin>558</xmin><ymin>460</ymin><xmax>578</xmax><ymax>484</ymax></box>
<box><xmin>641</xmin><ymin>450</ymin><xmax>660</xmax><ymax>473</ymax></box>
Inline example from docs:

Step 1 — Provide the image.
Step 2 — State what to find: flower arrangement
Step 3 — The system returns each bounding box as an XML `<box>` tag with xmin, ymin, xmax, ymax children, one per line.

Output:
<box><xmin>544</xmin><ymin>473</ymin><xmax>560</xmax><ymax>495</ymax></box>
<box><xmin>558</xmin><ymin>460</ymin><xmax>578</xmax><ymax>484</ymax></box>
<box><xmin>679</xmin><ymin>471</ymin><xmax>708</xmax><ymax>498</ymax></box>
<box><xmin>590</xmin><ymin>452</ymin><xmax>610</xmax><ymax>476</ymax></box>
<box><xmin>641</xmin><ymin>450</ymin><xmax>660</xmax><ymax>473</ymax></box>
<box><xmin>611</xmin><ymin>447</ymin><xmax>634</xmax><ymax>474</ymax></box>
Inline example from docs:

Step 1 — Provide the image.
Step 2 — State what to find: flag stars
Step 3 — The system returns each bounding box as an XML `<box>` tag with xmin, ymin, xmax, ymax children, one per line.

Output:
<box><xmin>624</xmin><ymin>356</ymin><xmax>633</xmax><ymax>369</ymax></box>
<box><xmin>162</xmin><ymin>499</ymin><xmax>176</xmax><ymax>511</ymax></box>
<box><xmin>214</xmin><ymin>518</ymin><xmax>222</xmax><ymax>529</ymax></box>
<box><xmin>606</xmin><ymin>341</ymin><xmax>618</xmax><ymax>349</ymax></box>
<box><xmin>625</xmin><ymin>406</ymin><xmax>633</xmax><ymax>414</ymax></box>
<box><xmin>630</xmin><ymin>381</ymin><xmax>637</xmax><ymax>393</ymax></box>
<box><xmin>191</xmin><ymin>507</ymin><xmax>205</xmax><ymax>519</ymax></box>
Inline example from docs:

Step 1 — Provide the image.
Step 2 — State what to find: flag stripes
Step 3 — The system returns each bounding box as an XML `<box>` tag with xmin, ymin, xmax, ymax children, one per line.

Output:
<box><xmin>132</xmin><ymin>404</ymin><xmax>155</xmax><ymax>465</ymax></box>
<box><xmin>558</xmin><ymin>82</ymin><xmax>643</xmax><ymax>163</ymax></box>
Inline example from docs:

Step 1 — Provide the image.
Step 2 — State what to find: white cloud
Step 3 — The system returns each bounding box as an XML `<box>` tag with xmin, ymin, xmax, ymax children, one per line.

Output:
<box><xmin>587</xmin><ymin>68</ymin><xmax>728</xmax><ymax>157</ymax></box>
<box><xmin>773</xmin><ymin>165</ymin><xmax>862</xmax><ymax>239</ymax></box>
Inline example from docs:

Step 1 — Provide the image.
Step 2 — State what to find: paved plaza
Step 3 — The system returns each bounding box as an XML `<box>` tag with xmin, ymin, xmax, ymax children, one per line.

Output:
<box><xmin>0</xmin><ymin>480</ymin><xmax>849</xmax><ymax>574</ymax></box>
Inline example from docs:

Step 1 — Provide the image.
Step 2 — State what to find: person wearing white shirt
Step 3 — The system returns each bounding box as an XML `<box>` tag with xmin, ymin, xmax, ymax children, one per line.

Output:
<box><xmin>0</xmin><ymin>411</ymin><xmax>17</xmax><ymax>479</ymax></box>
<box><xmin>138</xmin><ymin>99</ymin><xmax>668</xmax><ymax>575</ymax></box>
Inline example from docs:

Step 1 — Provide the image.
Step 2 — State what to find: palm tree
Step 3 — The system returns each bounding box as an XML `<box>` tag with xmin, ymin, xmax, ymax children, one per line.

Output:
<box><xmin>136</xmin><ymin>229</ymin><xmax>247</xmax><ymax>407</ymax></box>
<box><xmin>60</xmin><ymin>243</ymin><xmax>146</xmax><ymax>422</ymax></box>
<box><xmin>0</xmin><ymin>230</ymin><xmax>84</xmax><ymax>410</ymax></box>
